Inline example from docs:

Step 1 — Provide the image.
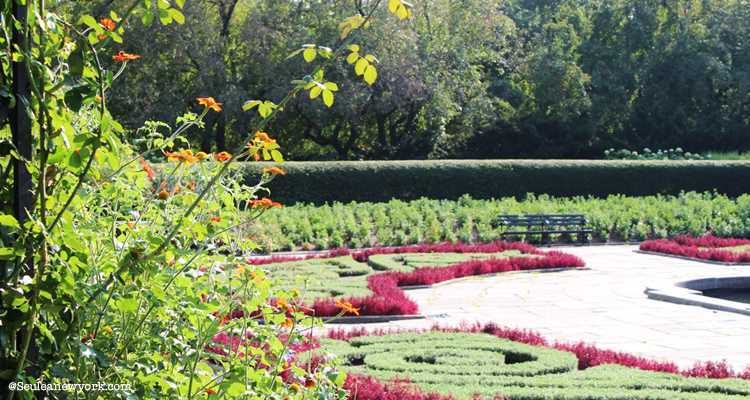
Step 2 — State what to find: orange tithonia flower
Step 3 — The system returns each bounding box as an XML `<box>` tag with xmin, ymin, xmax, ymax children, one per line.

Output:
<box><xmin>157</xmin><ymin>189</ymin><xmax>169</xmax><ymax>200</ymax></box>
<box><xmin>253</xmin><ymin>131</ymin><xmax>276</xmax><ymax>144</ymax></box>
<box><xmin>112</xmin><ymin>51</ymin><xmax>141</xmax><ymax>62</ymax></box>
<box><xmin>263</xmin><ymin>166</ymin><xmax>286</xmax><ymax>176</ymax></box>
<box><xmin>196</xmin><ymin>151</ymin><xmax>209</xmax><ymax>160</ymax></box>
<box><xmin>99</xmin><ymin>18</ymin><xmax>116</xmax><ymax>32</ymax></box>
<box><xmin>127</xmin><ymin>221</ymin><xmax>136</xmax><ymax>229</ymax></box>
<box><xmin>249</xmin><ymin>198</ymin><xmax>283</xmax><ymax>209</ymax></box>
<box><xmin>214</xmin><ymin>151</ymin><xmax>232</xmax><ymax>162</ymax></box>
<box><xmin>210</xmin><ymin>216</ymin><xmax>221</xmax><ymax>222</ymax></box>
<box><xmin>164</xmin><ymin>149</ymin><xmax>199</xmax><ymax>164</ymax></box>
<box><xmin>197</xmin><ymin>97</ymin><xmax>222</xmax><ymax>112</ymax></box>
<box><xmin>252</xmin><ymin>152</ymin><xmax>261</xmax><ymax>161</ymax></box>
<box><xmin>335</xmin><ymin>299</ymin><xmax>360</xmax><ymax>316</ymax></box>
<box><xmin>139</xmin><ymin>158</ymin><xmax>155</xmax><ymax>180</ymax></box>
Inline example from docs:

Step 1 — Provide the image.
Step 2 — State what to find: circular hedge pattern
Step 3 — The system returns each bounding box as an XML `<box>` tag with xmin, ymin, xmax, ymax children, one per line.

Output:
<box><xmin>322</xmin><ymin>332</ymin><xmax>750</xmax><ymax>400</ymax></box>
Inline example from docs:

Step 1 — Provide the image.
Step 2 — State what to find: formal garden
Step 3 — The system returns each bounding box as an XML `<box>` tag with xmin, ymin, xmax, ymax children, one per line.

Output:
<box><xmin>3</xmin><ymin>0</ymin><xmax>750</xmax><ymax>399</ymax></box>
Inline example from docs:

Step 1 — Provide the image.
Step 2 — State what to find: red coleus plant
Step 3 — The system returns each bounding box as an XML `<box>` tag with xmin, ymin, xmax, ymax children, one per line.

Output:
<box><xmin>640</xmin><ymin>235</ymin><xmax>750</xmax><ymax>263</ymax></box>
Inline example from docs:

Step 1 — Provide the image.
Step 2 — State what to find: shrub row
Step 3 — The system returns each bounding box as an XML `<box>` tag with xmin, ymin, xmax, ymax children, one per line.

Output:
<box><xmin>248</xmin><ymin>242</ymin><xmax>583</xmax><ymax>317</ymax></box>
<box><xmin>250</xmin><ymin>192</ymin><xmax>750</xmax><ymax>252</ymax></box>
<box><xmin>239</xmin><ymin>160</ymin><xmax>750</xmax><ymax>204</ymax></box>
<box><xmin>640</xmin><ymin>236</ymin><xmax>750</xmax><ymax>263</ymax></box>
<box><xmin>324</xmin><ymin>325</ymin><xmax>750</xmax><ymax>400</ymax></box>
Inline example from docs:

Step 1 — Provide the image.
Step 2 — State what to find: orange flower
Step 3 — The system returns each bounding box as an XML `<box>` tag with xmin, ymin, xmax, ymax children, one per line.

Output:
<box><xmin>281</xmin><ymin>318</ymin><xmax>294</xmax><ymax>329</ymax></box>
<box><xmin>304</xmin><ymin>378</ymin><xmax>316</xmax><ymax>388</ymax></box>
<box><xmin>164</xmin><ymin>149</ymin><xmax>198</xmax><ymax>165</ymax></box>
<box><xmin>290</xmin><ymin>383</ymin><xmax>301</xmax><ymax>393</ymax></box>
<box><xmin>157</xmin><ymin>189</ymin><xmax>169</xmax><ymax>200</ymax></box>
<box><xmin>252</xmin><ymin>152</ymin><xmax>261</xmax><ymax>161</ymax></box>
<box><xmin>214</xmin><ymin>151</ymin><xmax>232</xmax><ymax>162</ymax></box>
<box><xmin>197</xmin><ymin>97</ymin><xmax>222</xmax><ymax>112</ymax></box>
<box><xmin>335</xmin><ymin>299</ymin><xmax>360</xmax><ymax>316</ymax></box>
<box><xmin>263</xmin><ymin>166</ymin><xmax>286</xmax><ymax>176</ymax></box>
<box><xmin>210</xmin><ymin>216</ymin><xmax>221</xmax><ymax>222</ymax></box>
<box><xmin>254</xmin><ymin>131</ymin><xmax>273</xmax><ymax>143</ymax></box>
<box><xmin>249</xmin><ymin>198</ymin><xmax>283</xmax><ymax>209</ymax></box>
<box><xmin>277</xmin><ymin>298</ymin><xmax>296</xmax><ymax>314</ymax></box>
<box><xmin>206</xmin><ymin>388</ymin><xmax>218</xmax><ymax>395</ymax></box>
<box><xmin>196</xmin><ymin>151</ymin><xmax>209</xmax><ymax>160</ymax></box>
<box><xmin>99</xmin><ymin>18</ymin><xmax>116</xmax><ymax>32</ymax></box>
<box><xmin>112</xmin><ymin>51</ymin><xmax>140</xmax><ymax>62</ymax></box>
<box><xmin>127</xmin><ymin>221</ymin><xmax>136</xmax><ymax>229</ymax></box>
<box><xmin>139</xmin><ymin>158</ymin><xmax>154</xmax><ymax>180</ymax></box>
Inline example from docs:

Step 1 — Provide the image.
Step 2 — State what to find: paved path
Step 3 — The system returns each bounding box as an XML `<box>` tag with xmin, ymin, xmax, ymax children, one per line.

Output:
<box><xmin>328</xmin><ymin>245</ymin><xmax>750</xmax><ymax>370</ymax></box>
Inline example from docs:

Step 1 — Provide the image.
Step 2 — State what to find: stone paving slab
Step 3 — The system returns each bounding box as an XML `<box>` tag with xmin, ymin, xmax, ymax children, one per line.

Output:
<box><xmin>326</xmin><ymin>245</ymin><xmax>750</xmax><ymax>369</ymax></box>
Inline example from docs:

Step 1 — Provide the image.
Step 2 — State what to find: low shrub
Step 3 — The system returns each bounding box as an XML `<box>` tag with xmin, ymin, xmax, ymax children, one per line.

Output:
<box><xmin>249</xmin><ymin>192</ymin><xmax>750</xmax><ymax>252</ymax></box>
<box><xmin>251</xmin><ymin>242</ymin><xmax>584</xmax><ymax>317</ymax></box>
<box><xmin>640</xmin><ymin>235</ymin><xmax>750</xmax><ymax>263</ymax></box>
<box><xmin>323</xmin><ymin>325</ymin><xmax>750</xmax><ymax>400</ymax></box>
<box><xmin>237</xmin><ymin>160</ymin><xmax>750</xmax><ymax>204</ymax></box>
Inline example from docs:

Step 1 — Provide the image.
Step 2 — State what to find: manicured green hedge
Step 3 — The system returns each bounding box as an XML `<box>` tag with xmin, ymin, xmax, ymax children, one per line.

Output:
<box><xmin>240</xmin><ymin>160</ymin><xmax>750</xmax><ymax>203</ymax></box>
<box><xmin>322</xmin><ymin>332</ymin><xmax>750</xmax><ymax>400</ymax></box>
<box><xmin>250</xmin><ymin>192</ymin><xmax>750</xmax><ymax>251</ymax></box>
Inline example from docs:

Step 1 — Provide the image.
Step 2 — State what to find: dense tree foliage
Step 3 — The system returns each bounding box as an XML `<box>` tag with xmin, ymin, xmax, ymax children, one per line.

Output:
<box><xmin>60</xmin><ymin>0</ymin><xmax>750</xmax><ymax>159</ymax></box>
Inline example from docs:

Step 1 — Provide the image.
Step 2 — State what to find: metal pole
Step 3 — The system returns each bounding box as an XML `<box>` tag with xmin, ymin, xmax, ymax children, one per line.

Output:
<box><xmin>11</xmin><ymin>0</ymin><xmax>32</xmax><ymax>224</ymax></box>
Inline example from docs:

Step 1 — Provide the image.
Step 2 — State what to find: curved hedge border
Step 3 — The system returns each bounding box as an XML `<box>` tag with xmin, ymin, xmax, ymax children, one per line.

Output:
<box><xmin>248</xmin><ymin>242</ymin><xmax>584</xmax><ymax>317</ymax></box>
<box><xmin>640</xmin><ymin>235</ymin><xmax>750</xmax><ymax>264</ymax></box>
<box><xmin>324</xmin><ymin>325</ymin><xmax>750</xmax><ymax>400</ymax></box>
<box><xmin>239</xmin><ymin>160</ymin><xmax>750</xmax><ymax>203</ymax></box>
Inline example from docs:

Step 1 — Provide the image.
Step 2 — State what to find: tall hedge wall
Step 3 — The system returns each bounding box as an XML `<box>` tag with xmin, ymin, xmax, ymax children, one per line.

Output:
<box><xmin>238</xmin><ymin>160</ymin><xmax>750</xmax><ymax>203</ymax></box>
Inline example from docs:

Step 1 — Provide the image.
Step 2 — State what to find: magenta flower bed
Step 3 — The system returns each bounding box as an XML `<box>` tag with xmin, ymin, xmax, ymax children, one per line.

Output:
<box><xmin>298</xmin><ymin>242</ymin><xmax>585</xmax><ymax>317</ymax></box>
<box><xmin>640</xmin><ymin>235</ymin><xmax>750</xmax><ymax>263</ymax></box>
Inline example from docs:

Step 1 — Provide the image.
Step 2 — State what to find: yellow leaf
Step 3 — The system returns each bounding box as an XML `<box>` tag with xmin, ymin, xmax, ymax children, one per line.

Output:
<box><xmin>322</xmin><ymin>90</ymin><xmax>334</xmax><ymax>107</ymax></box>
<box><xmin>355</xmin><ymin>58</ymin><xmax>368</xmax><ymax>76</ymax></box>
<box><xmin>347</xmin><ymin>53</ymin><xmax>360</xmax><ymax>65</ymax></box>
<box><xmin>364</xmin><ymin>65</ymin><xmax>378</xmax><ymax>86</ymax></box>
<box><xmin>388</xmin><ymin>0</ymin><xmax>401</xmax><ymax>13</ymax></box>
<box><xmin>303</xmin><ymin>48</ymin><xmax>317</xmax><ymax>63</ymax></box>
<box><xmin>310</xmin><ymin>86</ymin><xmax>322</xmax><ymax>99</ymax></box>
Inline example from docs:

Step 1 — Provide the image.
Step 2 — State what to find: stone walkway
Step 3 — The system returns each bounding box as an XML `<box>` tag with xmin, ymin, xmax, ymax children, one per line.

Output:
<box><xmin>328</xmin><ymin>245</ymin><xmax>750</xmax><ymax>370</ymax></box>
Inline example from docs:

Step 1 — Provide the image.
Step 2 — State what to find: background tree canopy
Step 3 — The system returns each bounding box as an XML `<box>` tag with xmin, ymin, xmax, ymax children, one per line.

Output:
<box><xmin>65</xmin><ymin>0</ymin><xmax>750</xmax><ymax>159</ymax></box>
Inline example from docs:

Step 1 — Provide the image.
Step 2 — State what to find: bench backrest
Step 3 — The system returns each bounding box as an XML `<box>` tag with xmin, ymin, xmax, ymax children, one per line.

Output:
<box><xmin>497</xmin><ymin>214</ymin><xmax>588</xmax><ymax>227</ymax></box>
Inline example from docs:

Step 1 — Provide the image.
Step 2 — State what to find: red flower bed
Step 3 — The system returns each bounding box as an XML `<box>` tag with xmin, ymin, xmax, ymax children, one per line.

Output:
<box><xmin>351</xmin><ymin>241</ymin><xmax>542</xmax><ymax>262</ymax></box>
<box><xmin>310</xmin><ymin>249</ymin><xmax>584</xmax><ymax>317</ymax></box>
<box><xmin>640</xmin><ymin>235</ymin><xmax>750</xmax><ymax>264</ymax></box>
<box><xmin>344</xmin><ymin>375</ymin><xmax>455</xmax><ymax>400</ymax></box>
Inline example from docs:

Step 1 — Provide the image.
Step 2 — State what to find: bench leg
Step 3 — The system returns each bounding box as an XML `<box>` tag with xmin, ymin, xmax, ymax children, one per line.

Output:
<box><xmin>541</xmin><ymin>233</ymin><xmax>550</xmax><ymax>245</ymax></box>
<box><xmin>577</xmin><ymin>232</ymin><xmax>588</xmax><ymax>244</ymax></box>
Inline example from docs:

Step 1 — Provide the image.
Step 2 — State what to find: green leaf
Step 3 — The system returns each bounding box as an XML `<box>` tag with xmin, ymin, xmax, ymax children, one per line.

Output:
<box><xmin>159</xmin><ymin>9</ymin><xmax>172</xmax><ymax>25</ymax></box>
<box><xmin>141</xmin><ymin>11</ymin><xmax>155</xmax><ymax>26</ymax></box>
<box><xmin>324</xmin><ymin>82</ymin><xmax>339</xmax><ymax>91</ymax></box>
<box><xmin>0</xmin><ymin>215</ymin><xmax>20</xmax><ymax>229</ymax></box>
<box><xmin>78</xmin><ymin>15</ymin><xmax>99</xmax><ymax>30</ymax></box>
<box><xmin>346</xmin><ymin>53</ymin><xmax>359</xmax><ymax>65</ymax></box>
<box><xmin>302</xmin><ymin>48</ymin><xmax>317</xmax><ymax>63</ymax></box>
<box><xmin>242</xmin><ymin>100</ymin><xmax>261</xmax><ymax>111</ymax></box>
<box><xmin>169</xmin><ymin>8</ymin><xmax>185</xmax><ymax>24</ymax></box>
<box><xmin>157</xmin><ymin>0</ymin><xmax>170</xmax><ymax>9</ymax></box>
<box><xmin>115</xmin><ymin>297</ymin><xmax>138</xmax><ymax>313</ymax></box>
<box><xmin>322</xmin><ymin>90</ymin><xmax>334</xmax><ymax>107</ymax></box>
<box><xmin>271</xmin><ymin>150</ymin><xmax>284</xmax><ymax>163</ymax></box>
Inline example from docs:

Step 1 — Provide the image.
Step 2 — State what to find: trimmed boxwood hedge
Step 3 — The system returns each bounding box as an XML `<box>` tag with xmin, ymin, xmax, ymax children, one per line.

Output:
<box><xmin>322</xmin><ymin>332</ymin><xmax>750</xmax><ymax>400</ymax></box>
<box><xmin>238</xmin><ymin>160</ymin><xmax>750</xmax><ymax>203</ymax></box>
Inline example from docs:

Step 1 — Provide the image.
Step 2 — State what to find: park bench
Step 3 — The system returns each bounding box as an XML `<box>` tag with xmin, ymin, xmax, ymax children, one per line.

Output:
<box><xmin>496</xmin><ymin>214</ymin><xmax>592</xmax><ymax>244</ymax></box>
